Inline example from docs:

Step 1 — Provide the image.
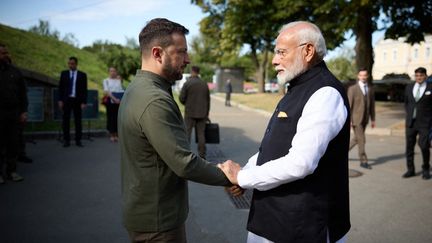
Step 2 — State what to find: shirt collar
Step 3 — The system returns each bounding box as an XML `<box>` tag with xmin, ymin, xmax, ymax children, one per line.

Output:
<box><xmin>136</xmin><ymin>70</ymin><xmax>172</xmax><ymax>92</ymax></box>
<box><xmin>414</xmin><ymin>81</ymin><xmax>426</xmax><ymax>88</ymax></box>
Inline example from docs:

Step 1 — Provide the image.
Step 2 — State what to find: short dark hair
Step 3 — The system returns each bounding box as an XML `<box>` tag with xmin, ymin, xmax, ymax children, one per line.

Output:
<box><xmin>415</xmin><ymin>67</ymin><xmax>427</xmax><ymax>74</ymax></box>
<box><xmin>69</xmin><ymin>56</ymin><xmax>78</xmax><ymax>64</ymax></box>
<box><xmin>191</xmin><ymin>66</ymin><xmax>200</xmax><ymax>74</ymax></box>
<box><xmin>0</xmin><ymin>43</ymin><xmax>6</xmax><ymax>48</ymax></box>
<box><xmin>139</xmin><ymin>18</ymin><xmax>189</xmax><ymax>55</ymax></box>
<box><xmin>358</xmin><ymin>67</ymin><xmax>368</xmax><ymax>73</ymax></box>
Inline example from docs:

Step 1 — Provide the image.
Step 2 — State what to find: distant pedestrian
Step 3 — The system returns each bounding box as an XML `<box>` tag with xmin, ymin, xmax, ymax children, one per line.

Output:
<box><xmin>179</xmin><ymin>66</ymin><xmax>210</xmax><ymax>158</ymax></box>
<box><xmin>225</xmin><ymin>79</ymin><xmax>232</xmax><ymax>106</ymax></box>
<box><xmin>102</xmin><ymin>67</ymin><xmax>123</xmax><ymax>142</ymax></box>
<box><xmin>347</xmin><ymin>68</ymin><xmax>376</xmax><ymax>169</ymax></box>
<box><xmin>58</xmin><ymin>56</ymin><xmax>88</xmax><ymax>147</ymax></box>
<box><xmin>403</xmin><ymin>67</ymin><xmax>431</xmax><ymax>180</ymax></box>
<box><xmin>0</xmin><ymin>44</ymin><xmax>27</xmax><ymax>184</ymax></box>
<box><xmin>118</xmin><ymin>18</ymin><xmax>229</xmax><ymax>242</ymax></box>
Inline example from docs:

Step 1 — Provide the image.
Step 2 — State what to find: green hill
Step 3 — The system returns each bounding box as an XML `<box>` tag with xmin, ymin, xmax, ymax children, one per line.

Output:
<box><xmin>0</xmin><ymin>23</ymin><xmax>107</xmax><ymax>89</ymax></box>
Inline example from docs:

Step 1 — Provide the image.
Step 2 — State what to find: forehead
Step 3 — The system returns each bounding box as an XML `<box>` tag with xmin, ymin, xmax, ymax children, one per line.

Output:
<box><xmin>275</xmin><ymin>30</ymin><xmax>296</xmax><ymax>47</ymax></box>
<box><xmin>167</xmin><ymin>33</ymin><xmax>187</xmax><ymax>48</ymax></box>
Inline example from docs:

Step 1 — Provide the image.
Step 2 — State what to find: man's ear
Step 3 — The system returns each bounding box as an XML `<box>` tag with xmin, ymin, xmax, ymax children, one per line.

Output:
<box><xmin>304</xmin><ymin>43</ymin><xmax>316</xmax><ymax>63</ymax></box>
<box><xmin>151</xmin><ymin>47</ymin><xmax>163</xmax><ymax>63</ymax></box>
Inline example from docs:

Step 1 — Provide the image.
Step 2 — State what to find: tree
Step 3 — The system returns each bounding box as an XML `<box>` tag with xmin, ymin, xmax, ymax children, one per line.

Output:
<box><xmin>312</xmin><ymin>0</ymin><xmax>432</xmax><ymax>81</ymax></box>
<box><xmin>192</xmin><ymin>0</ymin><xmax>432</xmax><ymax>88</ymax></box>
<box><xmin>29</xmin><ymin>19</ymin><xmax>60</xmax><ymax>39</ymax></box>
<box><xmin>192</xmin><ymin>0</ymin><xmax>345</xmax><ymax>92</ymax></box>
<box><xmin>83</xmin><ymin>40</ymin><xmax>140</xmax><ymax>81</ymax></box>
<box><xmin>62</xmin><ymin>33</ymin><xmax>79</xmax><ymax>47</ymax></box>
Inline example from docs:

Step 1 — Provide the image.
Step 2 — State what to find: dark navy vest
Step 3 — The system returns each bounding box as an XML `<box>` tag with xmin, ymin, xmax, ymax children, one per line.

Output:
<box><xmin>247</xmin><ymin>62</ymin><xmax>351</xmax><ymax>243</ymax></box>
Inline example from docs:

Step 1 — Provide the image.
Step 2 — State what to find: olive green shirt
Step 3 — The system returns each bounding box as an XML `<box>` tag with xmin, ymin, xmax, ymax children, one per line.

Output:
<box><xmin>118</xmin><ymin>70</ymin><xmax>230</xmax><ymax>232</ymax></box>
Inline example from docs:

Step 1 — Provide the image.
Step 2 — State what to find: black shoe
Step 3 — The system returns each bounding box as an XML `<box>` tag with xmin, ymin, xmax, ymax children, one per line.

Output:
<box><xmin>360</xmin><ymin>162</ymin><xmax>372</xmax><ymax>169</ymax></box>
<box><xmin>402</xmin><ymin>171</ymin><xmax>415</xmax><ymax>178</ymax></box>
<box><xmin>18</xmin><ymin>155</ymin><xmax>33</xmax><ymax>163</ymax></box>
<box><xmin>422</xmin><ymin>170</ymin><xmax>431</xmax><ymax>180</ymax></box>
<box><xmin>63</xmin><ymin>141</ymin><xmax>70</xmax><ymax>147</ymax></box>
<box><xmin>76</xmin><ymin>141</ymin><xmax>83</xmax><ymax>147</ymax></box>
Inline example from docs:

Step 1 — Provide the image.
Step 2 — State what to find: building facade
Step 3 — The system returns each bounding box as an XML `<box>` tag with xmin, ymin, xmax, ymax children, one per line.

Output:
<box><xmin>373</xmin><ymin>35</ymin><xmax>432</xmax><ymax>79</ymax></box>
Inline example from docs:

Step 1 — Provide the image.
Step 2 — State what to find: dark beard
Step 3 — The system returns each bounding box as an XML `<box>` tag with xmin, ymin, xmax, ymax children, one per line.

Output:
<box><xmin>162</xmin><ymin>64</ymin><xmax>182</xmax><ymax>84</ymax></box>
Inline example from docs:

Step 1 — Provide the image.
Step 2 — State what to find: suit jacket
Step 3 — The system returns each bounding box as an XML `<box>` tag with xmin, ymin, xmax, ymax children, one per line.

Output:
<box><xmin>404</xmin><ymin>82</ymin><xmax>432</xmax><ymax>128</ymax></box>
<box><xmin>347</xmin><ymin>82</ymin><xmax>375</xmax><ymax>126</ymax></box>
<box><xmin>58</xmin><ymin>70</ymin><xmax>88</xmax><ymax>104</ymax></box>
<box><xmin>179</xmin><ymin>76</ymin><xmax>210</xmax><ymax>119</ymax></box>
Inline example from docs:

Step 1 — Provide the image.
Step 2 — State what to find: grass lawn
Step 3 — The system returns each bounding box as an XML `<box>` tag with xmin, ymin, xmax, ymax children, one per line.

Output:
<box><xmin>215</xmin><ymin>92</ymin><xmax>401</xmax><ymax>114</ymax></box>
<box><xmin>215</xmin><ymin>92</ymin><xmax>284</xmax><ymax>113</ymax></box>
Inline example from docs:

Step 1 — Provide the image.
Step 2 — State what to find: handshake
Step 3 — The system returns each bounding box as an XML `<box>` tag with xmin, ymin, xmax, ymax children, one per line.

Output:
<box><xmin>217</xmin><ymin>160</ymin><xmax>244</xmax><ymax>197</ymax></box>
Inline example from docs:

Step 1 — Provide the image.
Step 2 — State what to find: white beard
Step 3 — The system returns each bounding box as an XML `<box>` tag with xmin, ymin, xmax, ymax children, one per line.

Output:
<box><xmin>276</xmin><ymin>54</ymin><xmax>306</xmax><ymax>86</ymax></box>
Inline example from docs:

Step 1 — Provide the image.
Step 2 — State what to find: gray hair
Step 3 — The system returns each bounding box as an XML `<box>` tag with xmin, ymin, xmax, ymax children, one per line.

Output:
<box><xmin>279</xmin><ymin>21</ymin><xmax>327</xmax><ymax>60</ymax></box>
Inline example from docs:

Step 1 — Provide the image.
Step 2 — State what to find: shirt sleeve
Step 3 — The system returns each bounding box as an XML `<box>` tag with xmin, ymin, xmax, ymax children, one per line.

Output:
<box><xmin>237</xmin><ymin>86</ymin><xmax>348</xmax><ymax>191</ymax></box>
<box><xmin>102</xmin><ymin>79</ymin><xmax>109</xmax><ymax>92</ymax></box>
<box><xmin>243</xmin><ymin>152</ymin><xmax>259</xmax><ymax>170</ymax></box>
<box><xmin>140</xmin><ymin>97</ymin><xmax>230</xmax><ymax>186</ymax></box>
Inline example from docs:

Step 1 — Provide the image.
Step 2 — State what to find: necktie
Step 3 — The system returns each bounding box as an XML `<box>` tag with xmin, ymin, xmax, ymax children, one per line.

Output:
<box><xmin>415</xmin><ymin>86</ymin><xmax>421</xmax><ymax>102</ymax></box>
<box><xmin>413</xmin><ymin>85</ymin><xmax>421</xmax><ymax>119</ymax></box>
<box><xmin>364</xmin><ymin>85</ymin><xmax>368</xmax><ymax>96</ymax></box>
<box><xmin>69</xmin><ymin>72</ymin><xmax>74</xmax><ymax>95</ymax></box>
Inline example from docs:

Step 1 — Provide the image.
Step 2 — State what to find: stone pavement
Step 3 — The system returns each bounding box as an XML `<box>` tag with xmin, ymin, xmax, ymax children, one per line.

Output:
<box><xmin>0</xmin><ymin>94</ymin><xmax>431</xmax><ymax>243</ymax></box>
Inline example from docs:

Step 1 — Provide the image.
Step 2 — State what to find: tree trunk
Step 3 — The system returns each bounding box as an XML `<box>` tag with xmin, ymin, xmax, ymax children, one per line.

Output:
<box><xmin>251</xmin><ymin>50</ymin><xmax>266</xmax><ymax>93</ymax></box>
<box><xmin>354</xmin><ymin>6</ymin><xmax>374</xmax><ymax>83</ymax></box>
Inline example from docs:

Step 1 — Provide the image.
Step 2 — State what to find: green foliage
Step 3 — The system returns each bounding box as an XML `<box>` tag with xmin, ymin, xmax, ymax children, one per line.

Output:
<box><xmin>192</xmin><ymin>0</ymin><xmax>432</xmax><ymax>88</ymax></box>
<box><xmin>326</xmin><ymin>57</ymin><xmax>356</xmax><ymax>81</ymax></box>
<box><xmin>83</xmin><ymin>40</ymin><xmax>140</xmax><ymax>82</ymax></box>
<box><xmin>0</xmin><ymin>23</ymin><xmax>107</xmax><ymax>89</ymax></box>
<box><xmin>382</xmin><ymin>73</ymin><xmax>410</xmax><ymax>80</ymax></box>
<box><xmin>28</xmin><ymin>20</ymin><xmax>60</xmax><ymax>39</ymax></box>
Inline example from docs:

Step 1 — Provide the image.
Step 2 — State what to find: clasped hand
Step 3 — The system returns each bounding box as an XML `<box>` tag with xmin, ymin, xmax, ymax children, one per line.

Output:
<box><xmin>218</xmin><ymin>160</ymin><xmax>244</xmax><ymax>197</ymax></box>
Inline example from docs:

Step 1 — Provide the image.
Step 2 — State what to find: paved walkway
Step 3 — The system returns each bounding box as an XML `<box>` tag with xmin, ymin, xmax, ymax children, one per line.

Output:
<box><xmin>1</xmin><ymin>95</ymin><xmax>431</xmax><ymax>243</ymax></box>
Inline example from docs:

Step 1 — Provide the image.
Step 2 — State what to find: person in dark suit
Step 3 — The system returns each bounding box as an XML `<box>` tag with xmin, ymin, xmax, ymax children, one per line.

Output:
<box><xmin>225</xmin><ymin>79</ymin><xmax>232</xmax><ymax>106</ymax></box>
<box><xmin>403</xmin><ymin>67</ymin><xmax>432</xmax><ymax>180</ymax></box>
<box><xmin>0</xmin><ymin>44</ymin><xmax>27</xmax><ymax>183</ymax></box>
<box><xmin>58</xmin><ymin>57</ymin><xmax>87</xmax><ymax>147</ymax></box>
<box><xmin>179</xmin><ymin>66</ymin><xmax>210</xmax><ymax>158</ymax></box>
<box><xmin>347</xmin><ymin>68</ymin><xmax>375</xmax><ymax>169</ymax></box>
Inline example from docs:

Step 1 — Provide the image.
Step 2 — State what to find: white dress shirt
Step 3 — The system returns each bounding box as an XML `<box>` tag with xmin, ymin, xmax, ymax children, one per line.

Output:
<box><xmin>412</xmin><ymin>81</ymin><xmax>426</xmax><ymax>100</ymax></box>
<box><xmin>358</xmin><ymin>81</ymin><xmax>368</xmax><ymax>96</ymax></box>
<box><xmin>237</xmin><ymin>86</ymin><xmax>348</xmax><ymax>243</ymax></box>
<box><xmin>103</xmin><ymin>78</ymin><xmax>124</xmax><ymax>102</ymax></box>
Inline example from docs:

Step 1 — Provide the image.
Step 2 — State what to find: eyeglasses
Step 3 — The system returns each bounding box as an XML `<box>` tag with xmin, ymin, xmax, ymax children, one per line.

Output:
<box><xmin>274</xmin><ymin>43</ymin><xmax>308</xmax><ymax>58</ymax></box>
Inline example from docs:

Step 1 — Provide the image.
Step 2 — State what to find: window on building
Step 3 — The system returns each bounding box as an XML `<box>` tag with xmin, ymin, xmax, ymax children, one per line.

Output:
<box><xmin>393</xmin><ymin>50</ymin><xmax>397</xmax><ymax>61</ymax></box>
<box><xmin>383</xmin><ymin>51</ymin><xmax>387</xmax><ymax>61</ymax></box>
<box><xmin>427</xmin><ymin>47</ymin><xmax>431</xmax><ymax>58</ymax></box>
<box><xmin>414</xmin><ymin>48</ymin><xmax>418</xmax><ymax>59</ymax></box>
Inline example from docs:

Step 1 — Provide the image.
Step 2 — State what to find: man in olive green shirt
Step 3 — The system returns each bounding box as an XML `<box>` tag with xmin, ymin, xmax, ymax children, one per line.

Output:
<box><xmin>118</xmin><ymin>18</ymin><xmax>232</xmax><ymax>242</ymax></box>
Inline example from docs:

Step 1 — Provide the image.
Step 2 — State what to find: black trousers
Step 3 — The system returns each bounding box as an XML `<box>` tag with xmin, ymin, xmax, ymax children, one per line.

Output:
<box><xmin>185</xmin><ymin>117</ymin><xmax>207</xmax><ymax>158</ymax></box>
<box><xmin>62</xmin><ymin>97</ymin><xmax>82</xmax><ymax>142</ymax></box>
<box><xmin>225</xmin><ymin>92</ymin><xmax>231</xmax><ymax>106</ymax></box>
<box><xmin>0</xmin><ymin>111</ymin><xmax>19</xmax><ymax>175</ymax></box>
<box><xmin>106</xmin><ymin>102</ymin><xmax>119</xmax><ymax>133</ymax></box>
<box><xmin>405</xmin><ymin>120</ymin><xmax>430</xmax><ymax>172</ymax></box>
